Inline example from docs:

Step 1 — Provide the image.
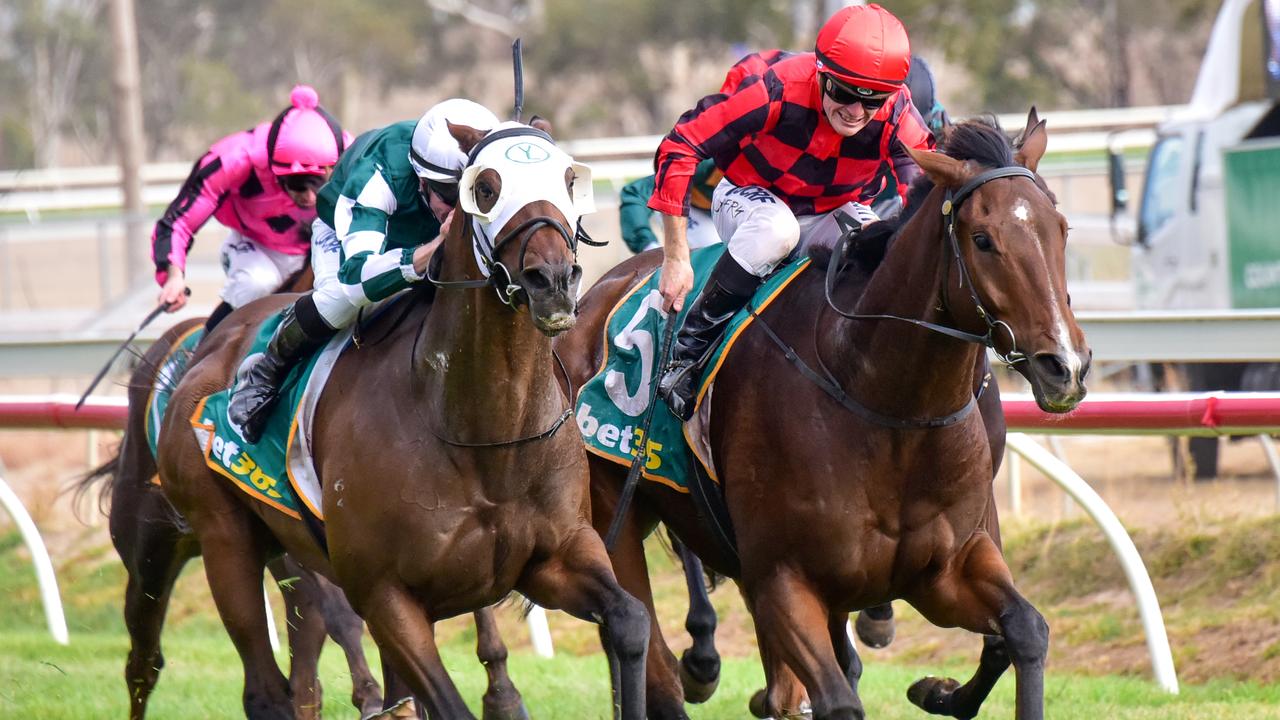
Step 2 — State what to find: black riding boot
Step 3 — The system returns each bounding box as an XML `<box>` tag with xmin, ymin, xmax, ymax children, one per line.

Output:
<box><xmin>228</xmin><ymin>294</ymin><xmax>336</xmax><ymax>444</ymax></box>
<box><xmin>658</xmin><ymin>253</ymin><xmax>762</xmax><ymax>421</ymax></box>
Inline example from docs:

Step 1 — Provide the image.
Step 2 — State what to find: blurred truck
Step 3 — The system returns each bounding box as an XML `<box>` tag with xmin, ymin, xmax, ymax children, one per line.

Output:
<box><xmin>1111</xmin><ymin>0</ymin><xmax>1280</xmax><ymax>476</ymax></box>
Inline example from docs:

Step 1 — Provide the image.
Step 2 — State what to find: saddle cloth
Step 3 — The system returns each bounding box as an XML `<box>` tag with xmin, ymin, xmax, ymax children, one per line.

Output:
<box><xmin>182</xmin><ymin>311</ymin><xmax>351</xmax><ymax>520</ymax></box>
<box><xmin>574</xmin><ymin>244</ymin><xmax>811</xmax><ymax>490</ymax></box>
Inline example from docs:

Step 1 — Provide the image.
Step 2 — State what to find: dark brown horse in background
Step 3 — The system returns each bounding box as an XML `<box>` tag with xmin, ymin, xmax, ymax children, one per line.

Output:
<box><xmin>154</xmin><ymin>122</ymin><xmax>650</xmax><ymax>719</ymax></box>
<box><xmin>559</xmin><ymin>112</ymin><xmax>1088</xmax><ymax>720</ymax></box>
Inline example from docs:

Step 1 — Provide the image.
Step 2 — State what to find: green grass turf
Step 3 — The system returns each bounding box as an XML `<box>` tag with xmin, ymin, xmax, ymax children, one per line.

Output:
<box><xmin>3</xmin><ymin>626</ymin><xmax>1279</xmax><ymax>719</ymax></box>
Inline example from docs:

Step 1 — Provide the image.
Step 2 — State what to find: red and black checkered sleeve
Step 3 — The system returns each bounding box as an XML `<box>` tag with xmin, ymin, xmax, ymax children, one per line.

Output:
<box><xmin>649</xmin><ymin>77</ymin><xmax>778</xmax><ymax>216</ymax></box>
<box><xmin>885</xmin><ymin>99</ymin><xmax>936</xmax><ymax>203</ymax></box>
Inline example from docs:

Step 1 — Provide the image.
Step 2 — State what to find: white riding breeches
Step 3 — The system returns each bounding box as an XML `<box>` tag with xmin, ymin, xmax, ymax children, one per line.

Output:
<box><xmin>219</xmin><ymin>232</ymin><xmax>308</xmax><ymax>308</ymax></box>
<box><xmin>309</xmin><ymin>219</ymin><xmax>361</xmax><ymax>330</ymax></box>
<box><xmin>711</xmin><ymin>180</ymin><xmax>879</xmax><ymax>277</ymax></box>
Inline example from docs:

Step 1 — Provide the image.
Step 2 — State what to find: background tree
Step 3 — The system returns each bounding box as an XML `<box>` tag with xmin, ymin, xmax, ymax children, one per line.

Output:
<box><xmin>0</xmin><ymin>0</ymin><xmax>1227</xmax><ymax>169</ymax></box>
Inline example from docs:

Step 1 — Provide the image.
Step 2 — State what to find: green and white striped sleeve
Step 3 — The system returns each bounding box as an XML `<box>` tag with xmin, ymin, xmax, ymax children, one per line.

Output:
<box><xmin>334</xmin><ymin>165</ymin><xmax>425</xmax><ymax>304</ymax></box>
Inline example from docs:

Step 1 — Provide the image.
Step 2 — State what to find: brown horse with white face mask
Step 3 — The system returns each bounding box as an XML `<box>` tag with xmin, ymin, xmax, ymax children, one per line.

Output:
<box><xmin>557</xmin><ymin>111</ymin><xmax>1089</xmax><ymax>720</ymax></box>
<box><xmin>155</xmin><ymin>121</ymin><xmax>650</xmax><ymax>719</ymax></box>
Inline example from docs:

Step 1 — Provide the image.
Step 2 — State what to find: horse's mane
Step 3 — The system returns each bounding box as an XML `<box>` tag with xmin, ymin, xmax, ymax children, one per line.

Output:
<box><xmin>810</xmin><ymin>117</ymin><xmax>1016</xmax><ymax>274</ymax></box>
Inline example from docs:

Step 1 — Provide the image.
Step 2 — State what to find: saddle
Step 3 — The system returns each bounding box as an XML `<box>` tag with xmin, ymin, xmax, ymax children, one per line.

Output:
<box><xmin>575</xmin><ymin>244</ymin><xmax>812</xmax><ymax>570</ymax></box>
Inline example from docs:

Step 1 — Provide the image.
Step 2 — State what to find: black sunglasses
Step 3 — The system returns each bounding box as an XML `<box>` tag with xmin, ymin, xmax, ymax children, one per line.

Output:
<box><xmin>425</xmin><ymin>179</ymin><xmax>459</xmax><ymax>207</ymax></box>
<box><xmin>821</xmin><ymin>73</ymin><xmax>892</xmax><ymax>109</ymax></box>
<box><xmin>280</xmin><ymin>174</ymin><xmax>325</xmax><ymax>193</ymax></box>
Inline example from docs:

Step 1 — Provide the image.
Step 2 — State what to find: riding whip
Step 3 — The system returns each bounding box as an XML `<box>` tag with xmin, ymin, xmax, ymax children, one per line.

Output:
<box><xmin>604</xmin><ymin>316</ymin><xmax>676</xmax><ymax>551</ymax></box>
<box><xmin>75</xmin><ymin>288</ymin><xmax>190</xmax><ymax>410</ymax></box>
<box><xmin>511</xmin><ymin>38</ymin><xmax>525</xmax><ymax>123</ymax></box>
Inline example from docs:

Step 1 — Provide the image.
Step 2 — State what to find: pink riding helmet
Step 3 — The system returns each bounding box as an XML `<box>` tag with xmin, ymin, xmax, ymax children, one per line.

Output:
<box><xmin>267</xmin><ymin>85</ymin><xmax>346</xmax><ymax>176</ymax></box>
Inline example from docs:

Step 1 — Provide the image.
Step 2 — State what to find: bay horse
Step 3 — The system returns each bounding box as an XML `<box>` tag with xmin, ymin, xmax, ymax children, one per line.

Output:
<box><xmin>154</xmin><ymin>121</ymin><xmax>649</xmax><ymax>719</ymax></box>
<box><xmin>557</xmin><ymin>112</ymin><xmax>1088</xmax><ymax>720</ymax></box>
<box><xmin>72</xmin><ymin>261</ymin><xmax>386</xmax><ymax>718</ymax></box>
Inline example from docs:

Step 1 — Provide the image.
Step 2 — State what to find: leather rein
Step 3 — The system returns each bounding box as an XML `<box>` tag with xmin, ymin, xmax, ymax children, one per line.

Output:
<box><xmin>757</xmin><ymin>166</ymin><xmax>1039</xmax><ymax>430</ymax></box>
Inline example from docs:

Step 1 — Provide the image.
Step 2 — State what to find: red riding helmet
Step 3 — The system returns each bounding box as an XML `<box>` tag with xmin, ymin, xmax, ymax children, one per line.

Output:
<box><xmin>814</xmin><ymin>4</ymin><xmax>912</xmax><ymax>93</ymax></box>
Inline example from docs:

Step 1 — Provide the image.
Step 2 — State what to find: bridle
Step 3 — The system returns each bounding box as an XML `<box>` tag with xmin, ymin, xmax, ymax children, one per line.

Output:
<box><xmin>421</xmin><ymin>124</ymin><xmax>602</xmax><ymax>448</ymax></box>
<box><xmin>424</xmin><ymin>126</ymin><xmax>603</xmax><ymax>310</ymax></box>
<box><xmin>754</xmin><ymin>164</ymin><xmax>1043</xmax><ymax>430</ymax></box>
<box><xmin>824</xmin><ymin>165</ymin><xmax>1040</xmax><ymax>366</ymax></box>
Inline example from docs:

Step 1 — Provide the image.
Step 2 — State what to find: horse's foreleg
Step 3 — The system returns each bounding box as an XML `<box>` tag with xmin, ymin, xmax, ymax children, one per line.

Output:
<box><xmin>906</xmin><ymin>532</ymin><xmax>1045</xmax><ymax>720</ymax></box>
<box><xmin>301</xmin><ymin>564</ymin><xmax>384</xmax><ymax>717</ymax></box>
<box><xmin>473</xmin><ymin>605</ymin><xmax>529</xmax><ymax>720</ymax></box>
<box><xmin>589</xmin><ymin>470</ymin><xmax>687</xmax><ymax>719</ymax></box>
<box><xmin>830</xmin><ymin>613</ymin><xmax>865</xmax><ymax>703</ymax></box>
<box><xmin>198</xmin><ymin>519</ymin><xmax>293</xmax><ymax>719</ymax></box>
<box><xmin>747</xmin><ymin>570</ymin><xmax>863</xmax><ymax>720</ymax></box>
<box><xmin>356</xmin><ymin>582</ymin><xmax>474</xmax><ymax>719</ymax></box>
<box><xmin>120</xmin><ymin>524</ymin><xmax>194</xmax><ymax>720</ymax></box>
<box><xmin>670</xmin><ymin>531</ymin><xmax>720</xmax><ymax>703</ymax></box>
<box><xmin>269</xmin><ymin>557</ymin><xmax>325</xmax><ymax>720</ymax></box>
<box><xmin>522</xmin><ymin>526</ymin><xmax>650</xmax><ymax>720</ymax></box>
<box><xmin>748</xmin><ymin>643</ymin><xmax>809</xmax><ymax>719</ymax></box>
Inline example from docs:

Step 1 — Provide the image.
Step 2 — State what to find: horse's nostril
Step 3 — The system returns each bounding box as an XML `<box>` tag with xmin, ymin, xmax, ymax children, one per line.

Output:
<box><xmin>524</xmin><ymin>263</ymin><xmax>579</xmax><ymax>296</ymax></box>
<box><xmin>1032</xmin><ymin>353</ymin><xmax>1070</xmax><ymax>383</ymax></box>
<box><xmin>525</xmin><ymin>266</ymin><xmax>553</xmax><ymax>291</ymax></box>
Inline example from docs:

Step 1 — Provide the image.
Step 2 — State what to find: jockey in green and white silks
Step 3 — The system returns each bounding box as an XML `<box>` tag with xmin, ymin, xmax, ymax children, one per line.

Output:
<box><xmin>228</xmin><ymin>99</ymin><xmax>501</xmax><ymax>444</ymax></box>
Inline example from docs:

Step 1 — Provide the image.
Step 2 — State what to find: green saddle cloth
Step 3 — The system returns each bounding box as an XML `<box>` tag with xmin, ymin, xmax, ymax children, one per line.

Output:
<box><xmin>575</xmin><ymin>244</ymin><xmax>810</xmax><ymax>490</ymax></box>
<box><xmin>187</xmin><ymin>312</ymin><xmax>330</xmax><ymax>519</ymax></box>
<box><xmin>145</xmin><ymin>325</ymin><xmax>205</xmax><ymax>460</ymax></box>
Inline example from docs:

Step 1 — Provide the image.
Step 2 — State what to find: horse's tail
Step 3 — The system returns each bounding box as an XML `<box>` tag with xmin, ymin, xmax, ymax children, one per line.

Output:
<box><xmin>67</xmin><ymin>440</ymin><xmax>123</xmax><ymax>523</ymax></box>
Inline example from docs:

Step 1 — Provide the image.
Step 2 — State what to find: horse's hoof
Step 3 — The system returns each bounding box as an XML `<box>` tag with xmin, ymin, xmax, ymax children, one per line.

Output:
<box><xmin>362</xmin><ymin>696</ymin><xmax>418</xmax><ymax>720</ymax></box>
<box><xmin>907</xmin><ymin>676</ymin><xmax>962</xmax><ymax>716</ymax></box>
<box><xmin>749</xmin><ymin>688</ymin><xmax>770</xmax><ymax>719</ymax></box>
<box><xmin>679</xmin><ymin>648</ymin><xmax>721</xmax><ymax>703</ymax></box>
<box><xmin>482</xmin><ymin>695</ymin><xmax>531</xmax><ymax>720</ymax></box>
<box><xmin>855</xmin><ymin>609</ymin><xmax>896</xmax><ymax>649</ymax></box>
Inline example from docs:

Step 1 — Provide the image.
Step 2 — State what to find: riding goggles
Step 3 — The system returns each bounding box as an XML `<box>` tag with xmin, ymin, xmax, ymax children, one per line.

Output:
<box><xmin>280</xmin><ymin>173</ymin><xmax>327</xmax><ymax>193</ymax></box>
<box><xmin>820</xmin><ymin>73</ymin><xmax>893</xmax><ymax>109</ymax></box>
<box><xmin>424</xmin><ymin>178</ymin><xmax>460</xmax><ymax>208</ymax></box>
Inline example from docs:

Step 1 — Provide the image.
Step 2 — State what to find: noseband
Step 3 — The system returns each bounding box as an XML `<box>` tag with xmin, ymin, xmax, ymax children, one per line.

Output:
<box><xmin>825</xmin><ymin>165</ymin><xmax>1040</xmax><ymax>365</ymax></box>
<box><xmin>425</xmin><ymin>126</ymin><xmax>603</xmax><ymax>309</ymax></box>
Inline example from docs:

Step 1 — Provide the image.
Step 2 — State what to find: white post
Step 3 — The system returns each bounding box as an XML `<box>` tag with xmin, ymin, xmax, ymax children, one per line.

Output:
<box><xmin>1007</xmin><ymin>447</ymin><xmax>1023</xmax><ymax>518</ymax></box>
<box><xmin>1006</xmin><ymin>433</ymin><xmax>1179</xmax><ymax>693</ymax></box>
<box><xmin>527</xmin><ymin>605</ymin><xmax>554</xmax><ymax>658</ymax></box>
<box><xmin>0</xmin><ymin>472</ymin><xmax>69</xmax><ymax>644</ymax></box>
<box><xmin>1258</xmin><ymin>434</ymin><xmax>1280</xmax><ymax>511</ymax></box>
<box><xmin>264</xmin><ymin>584</ymin><xmax>280</xmax><ymax>654</ymax></box>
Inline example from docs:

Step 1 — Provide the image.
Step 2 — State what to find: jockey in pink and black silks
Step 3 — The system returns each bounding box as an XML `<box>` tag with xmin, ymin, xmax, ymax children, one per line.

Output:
<box><xmin>150</xmin><ymin>85</ymin><xmax>352</xmax><ymax>331</ymax></box>
<box><xmin>650</xmin><ymin>3</ymin><xmax>936</xmax><ymax>420</ymax></box>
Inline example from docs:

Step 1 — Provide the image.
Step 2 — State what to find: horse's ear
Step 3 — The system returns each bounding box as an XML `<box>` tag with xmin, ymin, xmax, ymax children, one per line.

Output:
<box><xmin>529</xmin><ymin>115</ymin><xmax>553</xmax><ymax>137</ymax></box>
<box><xmin>448</xmin><ymin>121</ymin><xmax>489</xmax><ymax>155</ymax></box>
<box><xmin>1014</xmin><ymin>107</ymin><xmax>1048</xmax><ymax>173</ymax></box>
<box><xmin>905</xmin><ymin>146</ymin><xmax>969</xmax><ymax>189</ymax></box>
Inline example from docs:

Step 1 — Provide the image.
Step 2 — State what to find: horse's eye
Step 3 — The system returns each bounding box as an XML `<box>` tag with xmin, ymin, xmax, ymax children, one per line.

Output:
<box><xmin>972</xmin><ymin>232</ymin><xmax>994</xmax><ymax>252</ymax></box>
<box><xmin>477</xmin><ymin>181</ymin><xmax>495</xmax><ymax>199</ymax></box>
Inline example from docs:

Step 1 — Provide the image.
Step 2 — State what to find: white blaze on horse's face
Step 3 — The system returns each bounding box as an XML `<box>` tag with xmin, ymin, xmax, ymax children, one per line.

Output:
<box><xmin>458</xmin><ymin>121</ymin><xmax>594</xmax><ymax>275</ymax></box>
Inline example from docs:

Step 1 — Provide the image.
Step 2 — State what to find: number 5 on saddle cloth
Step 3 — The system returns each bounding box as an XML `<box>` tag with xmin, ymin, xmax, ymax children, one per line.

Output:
<box><xmin>575</xmin><ymin>244</ymin><xmax>810</xmax><ymax>494</ymax></box>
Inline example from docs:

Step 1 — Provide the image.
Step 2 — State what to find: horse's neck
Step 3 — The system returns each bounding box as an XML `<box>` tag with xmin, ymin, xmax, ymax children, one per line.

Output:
<box><xmin>416</xmin><ymin>245</ymin><xmax>563</xmax><ymax>433</ymax></box>
<box><xmin>823</xmin><ymin>200</ymin><xmax>982</xmax><ymax>418</ymax></box>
